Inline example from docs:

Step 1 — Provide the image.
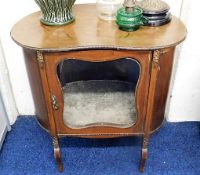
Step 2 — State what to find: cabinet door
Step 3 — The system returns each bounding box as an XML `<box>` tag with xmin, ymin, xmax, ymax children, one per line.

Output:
<box><xmin>45</xmin><ymin>50</ymin><xmax>151</xmax><ymax>137</ymax></box>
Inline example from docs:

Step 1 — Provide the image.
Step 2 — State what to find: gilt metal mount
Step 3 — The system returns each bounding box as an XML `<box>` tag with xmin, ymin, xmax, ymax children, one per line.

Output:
<box><xmin>153</xmin><ymin>50</ymin><xmax>160</xmax><ymax>64</ymax></box>
<box><xmin>36</xmin><ymin>51</ymin><xmax>44</xmax><ymax>68</ymax></box>
<box><xmin>53</xmin><ymin>136</ymin><xmax>59</xmax><ymax>148</ymax></box>
<box><xmin>51</xmin><ymin>94</ymin><xmax>59</xmax><ymax>110</ymax></box>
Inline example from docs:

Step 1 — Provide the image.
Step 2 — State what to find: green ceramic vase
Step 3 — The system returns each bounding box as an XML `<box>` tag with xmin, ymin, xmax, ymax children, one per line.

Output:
<box><xmin>34</xmin><ymin>0</ymin><xmax>76</xmax><ymax>26</ymax></box>
<box><xmin>116</xmin><ymin>7</ymin><xmax>147</xmax><ymax>31</ymax></box>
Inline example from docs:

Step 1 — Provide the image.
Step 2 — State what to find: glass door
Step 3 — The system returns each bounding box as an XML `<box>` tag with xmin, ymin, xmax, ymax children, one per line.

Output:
<box><xmin>57</xmin><ymin>58</ymin><xmax>140</xmax><ymax>129</ymax></box>
<box><xmin>45</xmin><ymin>50</ymin><xmax>151</xmax><ymax>135</ymax></box>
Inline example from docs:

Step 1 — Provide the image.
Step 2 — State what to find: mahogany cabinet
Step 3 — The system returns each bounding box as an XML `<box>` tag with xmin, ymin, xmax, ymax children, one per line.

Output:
<box><xmin>11</xmin><ymin>4</ymin><xmax>186</xmax><ymax>173</ymax></box>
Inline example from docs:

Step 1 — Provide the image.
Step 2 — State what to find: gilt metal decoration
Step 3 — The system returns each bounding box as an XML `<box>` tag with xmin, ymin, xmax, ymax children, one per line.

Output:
<box><xmin>51</xmin><ymin>94</ymin><xmax>59</xmax><ymax>110</ymax></box>
<box><xmin>36</xmin><ymin>51</ymin><xmax>44</xmax><ymax>68</ymax></box>
<box><xmin>153</xmin><ymin>50</ymin><xmax>160</xmax><ymax>65</ymax></box>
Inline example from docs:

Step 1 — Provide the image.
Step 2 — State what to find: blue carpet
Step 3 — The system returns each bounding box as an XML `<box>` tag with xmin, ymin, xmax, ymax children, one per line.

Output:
<box><xmin>0</xmin><ymin>116</ymin><xmax>200</xmax><ymax>175</ymax></box>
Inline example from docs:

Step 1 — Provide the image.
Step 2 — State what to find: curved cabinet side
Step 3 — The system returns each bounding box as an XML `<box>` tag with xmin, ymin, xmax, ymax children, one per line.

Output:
<box><xmin>150</xmin><ymin>47</ymin><xmax>175</xmax><ymax>132</ymax></box>
<box><xmin>23</xmin><ymin>48</ymin><xmax>50</xmax><ymax>131</ymax></box>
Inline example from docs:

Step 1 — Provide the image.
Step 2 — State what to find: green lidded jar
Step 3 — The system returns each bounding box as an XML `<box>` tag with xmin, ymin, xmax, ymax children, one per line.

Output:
<box><xmin>116</xmin><ymin>0</ymin><xmax>147</xmax><ymax>31</ymax></box>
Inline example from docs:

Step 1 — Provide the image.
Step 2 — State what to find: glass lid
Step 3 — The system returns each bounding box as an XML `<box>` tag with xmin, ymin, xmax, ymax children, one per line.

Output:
<box><xmin>136</xmin><ymin>0</ymin><xmax>170</xmax><ymax>14</ymax></box>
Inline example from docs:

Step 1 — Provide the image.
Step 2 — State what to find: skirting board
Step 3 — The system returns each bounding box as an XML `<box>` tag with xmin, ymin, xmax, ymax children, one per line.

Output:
<box><xmin>0</xmin><ymin>126</ymin><xmax>9</xmax><ymax>150</ymax></box>
<box><xmin>0</xmin><ymin>90</ymin><xmax>11</xmax><ymax>150</ymax></box>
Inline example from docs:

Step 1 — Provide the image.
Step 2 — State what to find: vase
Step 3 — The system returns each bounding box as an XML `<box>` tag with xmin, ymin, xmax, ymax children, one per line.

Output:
<box><xmin>96</xmin><ymin>0</ymin><xmax>124</xmax><ymax>20</ymax></box>
<box><xmin>34</xmin><ymin>0</ymin><xmax>76</xmax><ymax>26</ymax></box>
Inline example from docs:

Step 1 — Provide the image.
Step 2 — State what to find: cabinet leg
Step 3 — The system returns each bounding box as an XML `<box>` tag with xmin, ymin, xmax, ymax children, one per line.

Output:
<box><xmin>53</xmin><ymin>136</ymin><xmax>63</xmax><ymax>172</ymax></box>
<box><xmin>140</xmin><ymin>136</ymin><xmax>149</xmax><ymax>172</ymax></box>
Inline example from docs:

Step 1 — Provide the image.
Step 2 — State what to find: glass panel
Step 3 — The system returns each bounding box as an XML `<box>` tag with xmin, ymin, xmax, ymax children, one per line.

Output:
<box><xmin>57</xmin><ymin>58</ymin><xmax>140</xmax><ymax>129</ymax></box>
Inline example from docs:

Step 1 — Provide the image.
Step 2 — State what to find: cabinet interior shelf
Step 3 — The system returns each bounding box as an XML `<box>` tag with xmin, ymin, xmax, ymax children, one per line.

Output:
<box><xmin>63</xmin><ymin>80</ymin><xmax>137</xmax><ymax>129</ymax></box>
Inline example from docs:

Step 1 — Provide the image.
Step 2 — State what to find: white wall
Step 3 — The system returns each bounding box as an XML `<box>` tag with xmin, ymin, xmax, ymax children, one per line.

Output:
<box><xmin>0</xmin><ymin>39</ymin><xmax>18</xmax><ymax>124</ymax></box>
<box><xmin>0</xmin><ymin>43</ymin><xmax>12</xmax><ymax>146</ymax></box>
<box><xmin>0</xmin><ymin>0</ymin><xmax>199</xmax><ymax>123</ymax></box>
<box><xmin>167</xmin><ymin>0</ymin><xmax>200</xmax><ymax>121</ymax></box>
<box><xmin>0</xmin><ymin>1</ymin><xmax>38</xmax><ymax>120</ymax></box>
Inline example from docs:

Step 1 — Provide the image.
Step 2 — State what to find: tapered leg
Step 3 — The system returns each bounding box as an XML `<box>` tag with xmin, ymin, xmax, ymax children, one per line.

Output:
<box><xmin>53</xmin><ymin>136</ymin><xmax>63</xmax><ymax>172</ymax></box>
<box><xmin>140</xmin><ymin>136</ymin><xmax>149</xmax><ymax>172</ymax></box>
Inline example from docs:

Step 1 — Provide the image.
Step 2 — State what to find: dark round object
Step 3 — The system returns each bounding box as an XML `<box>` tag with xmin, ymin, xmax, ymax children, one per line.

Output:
<box><xmin>144</xmin><ymin>12</ymin><xmax>170</xmax><ymax>20</ymax></box>
<box><xmin>143</xmin><ymin>13</ymin><xmax>172</xmax><ymax>26</ymax></box>
<box><xmin>136</xmin><ymin>0</ymin><xmax>172</xmax><ymax>26</ymax></box>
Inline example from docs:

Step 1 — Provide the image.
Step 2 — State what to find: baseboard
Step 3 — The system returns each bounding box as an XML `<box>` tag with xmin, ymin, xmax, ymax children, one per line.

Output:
<box><xmin>0</xmin><ymin>125</ymin><xmax>9</xmax><ymax>150</ymax></box>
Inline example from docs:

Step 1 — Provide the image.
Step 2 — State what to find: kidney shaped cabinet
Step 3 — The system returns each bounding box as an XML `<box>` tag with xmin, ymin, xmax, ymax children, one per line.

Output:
<box><xmin>11</xmin><ymin>4</ymin><xmax>186</xmax><ymax>173</ymax></box>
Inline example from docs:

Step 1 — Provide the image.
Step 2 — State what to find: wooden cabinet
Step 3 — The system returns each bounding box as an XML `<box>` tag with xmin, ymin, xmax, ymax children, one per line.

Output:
<box><xmin>11</xmin><ymin>4</ymin><xmax>186</xmax><ymax>172</ymax></box>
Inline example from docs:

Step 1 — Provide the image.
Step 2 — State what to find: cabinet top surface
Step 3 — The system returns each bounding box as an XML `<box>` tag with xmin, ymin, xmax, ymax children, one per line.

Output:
<box><xmin>11</xmin><ymin>4</ymin><xmax>187</xmax><ymax>51</ymax></box>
